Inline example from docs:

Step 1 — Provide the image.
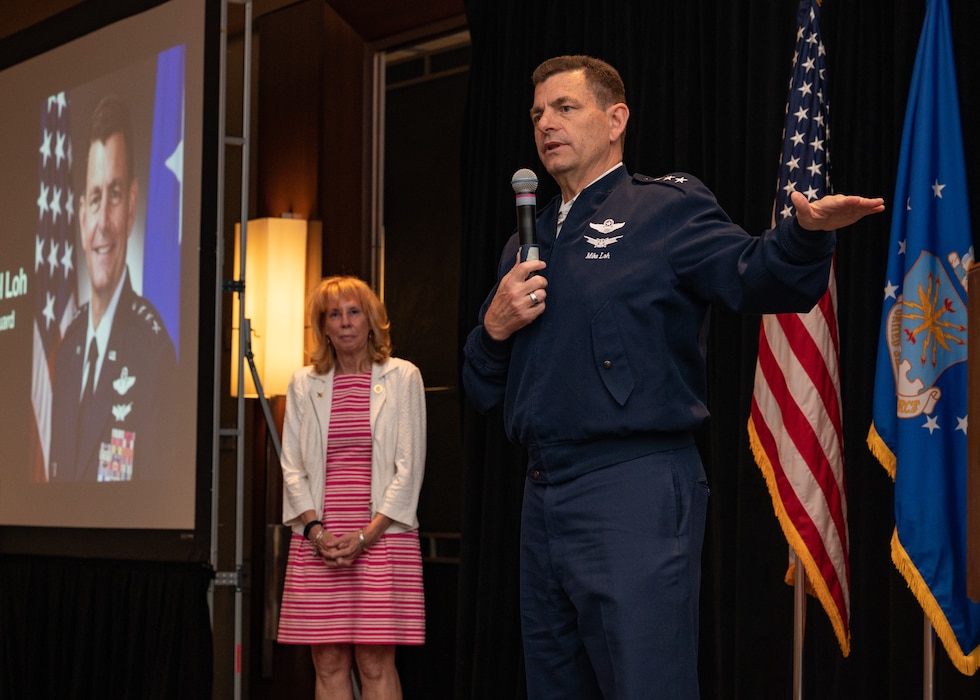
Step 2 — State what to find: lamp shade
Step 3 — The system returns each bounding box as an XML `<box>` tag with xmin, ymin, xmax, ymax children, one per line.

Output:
<box><xmin>231</xmin><ymin>218</ymin><xmax>308</xmax><ymax>397</ymax></box>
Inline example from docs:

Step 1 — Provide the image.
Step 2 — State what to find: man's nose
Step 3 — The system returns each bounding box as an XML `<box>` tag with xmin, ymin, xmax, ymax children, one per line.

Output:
<box><xmin>95</xmin><ymin>194</ymin><xmax>111</xmax><ymax>230</ymax></box>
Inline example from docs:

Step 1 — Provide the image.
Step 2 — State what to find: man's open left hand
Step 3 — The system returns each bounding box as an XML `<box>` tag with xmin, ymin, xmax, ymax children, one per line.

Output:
<box><xmin>793</xmin><ymin>191</ymin><xmax>885</xmax><ymax>231</ymax></box>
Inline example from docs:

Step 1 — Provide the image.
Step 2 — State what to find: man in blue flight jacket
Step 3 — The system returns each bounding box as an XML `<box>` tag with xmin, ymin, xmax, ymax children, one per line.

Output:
<box><xmin>462</xmin><ymin>55</ymin><xmax>884</xmax><ymax>699</ymax></box>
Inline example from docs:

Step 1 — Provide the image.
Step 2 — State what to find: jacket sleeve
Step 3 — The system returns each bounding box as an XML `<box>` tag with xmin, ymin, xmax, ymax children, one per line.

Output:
<box><xmin>376</xmin><ymin>362</ymin><xmax>427</xmax><ymax>527</ymax></box>
<box><xmin>462</xmin><ymin>321</ymin><xmax>513</xmax><ymax>414</ymax></box>
<box><xmin>461</xmin><ymin>235</ymin><xmax>521</xmax><ymax>413</ymax></box>
<box><xmin>664</xmin><ymin>181</ymin><xmax>836</xmax><ymax>313</ymax></box>
<box><xmin>280</xmin><ymin>369</ymin><xmax>317</xmax><ymax>527</ymax></box>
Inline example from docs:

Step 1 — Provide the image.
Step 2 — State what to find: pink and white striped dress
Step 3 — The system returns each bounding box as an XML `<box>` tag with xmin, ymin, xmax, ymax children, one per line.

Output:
<box><xmin>277</xmin><ymin>372</ymin><xmax>425</xmax><ymax>645</ymax></box>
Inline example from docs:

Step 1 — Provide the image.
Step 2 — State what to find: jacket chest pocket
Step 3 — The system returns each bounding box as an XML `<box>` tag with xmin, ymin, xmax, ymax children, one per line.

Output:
<box><xmin>590</xmin><ymin>302</ymin><xmax>635</xmax><ymax>406</ymax></box>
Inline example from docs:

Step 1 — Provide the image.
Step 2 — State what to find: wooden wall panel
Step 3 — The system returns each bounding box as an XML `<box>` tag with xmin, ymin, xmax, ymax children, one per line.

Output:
<box><xmin>256</xmin><ymin>1</ymin><xmax>368</xmax><ymax>279</ymax></box>
<box><xmin>256</xmin><ymin>0</ymin><xmax>322</xmax><ymax>220</ymax></box>
<box><xmin>320</xmin><ymin>2</ymin><xmax>370</xmax><ymax>279</ymax></box>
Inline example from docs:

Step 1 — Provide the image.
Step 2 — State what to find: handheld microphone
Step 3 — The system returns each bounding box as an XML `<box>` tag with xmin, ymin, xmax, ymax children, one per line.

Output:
<box><xmin>512</xmin><ymin>168</ymin><xmax>539</xmax><ymax>264</ymax></box>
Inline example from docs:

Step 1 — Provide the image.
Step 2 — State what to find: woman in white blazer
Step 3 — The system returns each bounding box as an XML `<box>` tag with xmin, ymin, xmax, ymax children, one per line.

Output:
<box><xmin>276</xmin><ymin>275</ymin><xmax>426</xmax><ymax>700</ymax></box>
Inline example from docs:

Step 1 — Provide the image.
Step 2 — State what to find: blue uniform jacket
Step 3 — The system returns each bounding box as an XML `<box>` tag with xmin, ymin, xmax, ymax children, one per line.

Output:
<box><xmin>462</xmin><ymin>167</ymin><xmax>835</xmax><ymax>482</ymax></box>
<box><xmin>50</xmin><ymin>272</ymin><xmax>178</xmax><ymax>481</ymax></box>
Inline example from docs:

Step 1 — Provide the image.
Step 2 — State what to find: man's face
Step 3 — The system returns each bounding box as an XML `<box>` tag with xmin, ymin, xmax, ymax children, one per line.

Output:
<box><xmin>79</xmin><ymin>132</ymin><xmax>137</xmax><ymax>300</ymax></box>
<box><xmin>530</xmin><ymin>69</ymin><xmax>620</xmax><ymax>184</ymax></box>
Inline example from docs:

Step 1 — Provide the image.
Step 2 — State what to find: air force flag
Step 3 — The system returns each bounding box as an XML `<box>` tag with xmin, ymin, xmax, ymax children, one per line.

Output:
<box><xmin>868</xmin><ymin>0</ymin><xmax>980</xmax><ymax>675</ymax></box>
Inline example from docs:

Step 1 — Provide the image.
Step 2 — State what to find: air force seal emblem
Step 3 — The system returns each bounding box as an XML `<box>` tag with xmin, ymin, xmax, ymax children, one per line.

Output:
<box><xmin>882</xmin><ymin>249</ymin><xmax>969</xmax><ymax>420</ymax></box>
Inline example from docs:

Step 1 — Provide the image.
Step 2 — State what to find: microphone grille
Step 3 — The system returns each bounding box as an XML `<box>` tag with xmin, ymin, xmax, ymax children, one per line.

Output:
<box><xmin>511</xmin><ymin>168</ymin><xmax>539</xmax><ymax>194</ymax></box>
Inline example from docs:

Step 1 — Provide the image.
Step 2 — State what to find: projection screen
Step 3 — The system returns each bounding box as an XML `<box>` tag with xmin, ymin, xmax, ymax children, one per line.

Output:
<box><xmin>0</xmin><ymin>0</ymin><xmax>217</xmax><ymax>558</ymax></box>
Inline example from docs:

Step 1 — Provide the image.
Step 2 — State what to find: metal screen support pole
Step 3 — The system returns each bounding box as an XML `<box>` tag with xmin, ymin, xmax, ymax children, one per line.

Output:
<box><xmin>211</xmin><ymin>3</ymin><xmax>254</xmax><ymax>700</ymax></box>
<box><xmin>241</xmin><ymin>317</ymin><xmax>282</xmax><ymax>459</ymax></box>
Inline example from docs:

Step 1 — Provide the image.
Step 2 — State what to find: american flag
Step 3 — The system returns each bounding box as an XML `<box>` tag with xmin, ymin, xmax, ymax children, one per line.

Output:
<box><xmin>31</xmin><ymin>91</ymin><xmax>77</xmax><ymax>482</ymax></box>
<box><xmin>747</xmin><ymin>0</ymin><xmax>851</xmax><ymax>655</ymax></box>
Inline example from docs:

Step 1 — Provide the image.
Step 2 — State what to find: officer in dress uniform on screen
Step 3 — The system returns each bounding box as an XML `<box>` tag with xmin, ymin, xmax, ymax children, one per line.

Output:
<box><xmin>49</xmin><ymin>94</ymin><xmax>176</xmax><ymax>482</ymax></box>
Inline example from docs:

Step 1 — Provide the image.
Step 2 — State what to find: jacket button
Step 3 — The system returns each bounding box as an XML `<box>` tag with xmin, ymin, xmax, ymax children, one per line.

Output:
<box><xmin>602</xmin><ymin>360</ymin><xmax>612</xmax><ymax>369</ymax></box>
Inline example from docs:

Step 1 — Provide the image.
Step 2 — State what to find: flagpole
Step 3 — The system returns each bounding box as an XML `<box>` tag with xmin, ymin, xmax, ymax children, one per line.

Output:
<box><xmin>793</xmin><ymin>551</ymin><xmax>805</xmax><ymax>700</ymax></box>
<box><xmin>923</xmin><ymin>615</ymin><xmax>934</xmax><ymax>700</ymax></box>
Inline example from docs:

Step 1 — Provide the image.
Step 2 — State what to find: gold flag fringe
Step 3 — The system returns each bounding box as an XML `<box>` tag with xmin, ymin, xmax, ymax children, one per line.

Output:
<box><xmin>891</xmin><ymin>530</ymin><xmax>980</xmax><ymax>675</ymax></box>
<box><xmin>867</xmin><ymin>422</ymin><xmax>897</xmax><ymax>480</ymax></box>
<box><xmin>870</xmin><ymin>422</ymin><xmax>980</xmax><ymax>673</ymax></box>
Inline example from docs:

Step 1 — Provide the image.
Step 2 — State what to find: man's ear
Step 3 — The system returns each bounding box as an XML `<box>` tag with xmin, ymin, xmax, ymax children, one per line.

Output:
<box><xmin>126</xmin><ymin>177</ymin><xmax>139</xmax><ymax>237</ymax></box>
<box><xmin>608</xmin><ymin>102</ymin><xmax>629</xmax><ymax>144</ymax></box>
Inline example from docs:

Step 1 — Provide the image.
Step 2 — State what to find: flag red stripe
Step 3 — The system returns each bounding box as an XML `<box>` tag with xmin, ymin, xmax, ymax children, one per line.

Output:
<box><xmin>756</xmin><ymin>316</ymin><xmax>850</xmax><ymax>575</ymax></box>
<box><xmin>759</xmin><ymin>318</ymin><xmax>847</xmax><ymax>556</ymax></box>
<box><xmin>759</xmin><ymin>307</ymin><xmax>844</xmax><ymax>487</ymax></box>
<box><xmin>750</xmin><ymin>394</ymin><xmax>850</xmax><ymax>623</ymax></box>
<box><xmin>774</xmin><ymin>303</ymin><xmax>845</xmax><ymax>458</ymax></box>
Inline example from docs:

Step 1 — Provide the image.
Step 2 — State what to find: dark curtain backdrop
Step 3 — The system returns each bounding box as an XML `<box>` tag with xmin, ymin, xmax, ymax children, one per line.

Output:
<box><xmin>0</xmin><ymin>556</ymin><xmax>213</xmax><ymax>699</ymax></box>
<box><xmin>456</xmin><ymin>1</ymin><xmax>980</xmax><ymax>698</ymax></box>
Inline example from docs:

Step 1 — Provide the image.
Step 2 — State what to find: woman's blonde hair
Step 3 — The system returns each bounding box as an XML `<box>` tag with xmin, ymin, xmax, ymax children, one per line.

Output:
<box><xmin>307</xmin><ymin>275</ymin><xmax>392</xmax><ymax>374</ymax></box>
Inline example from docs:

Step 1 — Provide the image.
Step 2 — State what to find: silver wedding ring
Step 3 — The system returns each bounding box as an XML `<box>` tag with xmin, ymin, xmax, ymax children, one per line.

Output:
<box><xmin>529</xmin><ymin>291</ymin><xmax>540</xmax><ymax>305</ymax></box>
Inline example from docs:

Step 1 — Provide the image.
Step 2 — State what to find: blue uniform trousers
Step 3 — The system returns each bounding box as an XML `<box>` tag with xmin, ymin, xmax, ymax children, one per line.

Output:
<box><xmin>520</xmin><ymin>444</ymin><xmax>708</xmax><ymax>699</ymax></box>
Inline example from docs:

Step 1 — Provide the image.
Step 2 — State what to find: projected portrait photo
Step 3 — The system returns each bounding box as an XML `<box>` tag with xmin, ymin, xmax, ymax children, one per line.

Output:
<box><xmin>33</xmin><ymin>46</ymin><xmax>186</xmax><ymax>483</ymax></box>
<box><xmin>0</xmin><ymin>0</ymin><xmax>204</xmax><ymax>533</ymax></box>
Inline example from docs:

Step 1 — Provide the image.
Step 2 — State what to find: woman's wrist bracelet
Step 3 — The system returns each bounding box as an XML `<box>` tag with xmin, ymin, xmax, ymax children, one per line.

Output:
<box><xmin>303</xmin><ymin>520</ymin><xmax>322</xmax><ymax>540</ymax></box>
<box><xmin>357</xmin><ymin>529</ymin><xmax>366</xmax><ymax>549</ymax></box>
